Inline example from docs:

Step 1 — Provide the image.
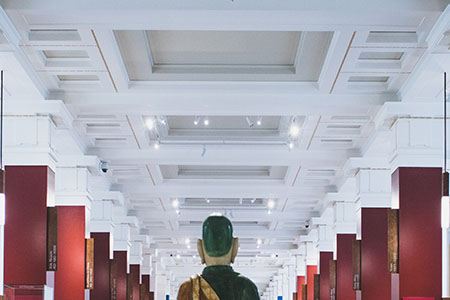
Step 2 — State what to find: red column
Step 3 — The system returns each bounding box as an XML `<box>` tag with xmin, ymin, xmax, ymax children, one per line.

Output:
<box><xmin>319</xmin><ymin>252</ymin><xmax>333</xmax><ymax>300</ymax></box>
<box><xmin>90</xmin><ymin>233</ymin><xmax>111</xmax><ymax>300</ymax></box>
<box><xmin>336</xmin><ymin>234</ymin><xmax>356</xmax><ymax>300</ymax></box>
<box><xmin>141</xmin><ymin>275</ymin><xmax>151</xmax><ymax>300</ymax></box>
<box><xmin>306</xmin><ymin>266</ymin><xmax>317</xmax><ymax>300</ymax></box>
<box><xmin>4</xmin><ymin>166</ymin><xmax>53</xmax><ymax>285</ymax></box>
<box><xmin>361</xmin><ymin>208</ymin><xmax>390</xmax><ymax>300</ymax></box>
<box><xmin>149</xmin><ymin>292</ymin><xmax>154</xmax><ymax>300</ymax></box>
<box><xmin>129</xmin><ymin>264</ymin><xmax>141</xmax><ymax>300</ymax></box>
<box><xmin>297</xmin><ymin>276</ymin><xmax>306</xmax><ymax>298</ymax></box>
<box><xmin>54</xmin><ymin>206</ymin><xmax>86</xmax><ymax>300</ymax></box>
<box><xmin>392</xmin><ymin>167</ymin><xmax>442</xmax><ymax>298</ymax></box>
<box><xmin>112</xmin><ymin>251</ymin><xmax>128</xmax><ymax>300</ymax></box>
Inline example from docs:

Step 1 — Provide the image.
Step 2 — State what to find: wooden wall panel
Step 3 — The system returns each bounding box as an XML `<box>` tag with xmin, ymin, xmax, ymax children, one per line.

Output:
<box><xmin>85</xmin><ymin>238</ymin><xmax>95</xmax><ymax>290</ymax></box>
<box><xmin>387</xmin><ymin>209</ymin><xmax>399</xmax><ymax>273</ymax></box>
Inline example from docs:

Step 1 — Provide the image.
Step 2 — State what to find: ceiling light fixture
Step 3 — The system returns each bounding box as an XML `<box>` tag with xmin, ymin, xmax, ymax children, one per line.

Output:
<box><xmin>176</xmin><ymin>254</ymin><xmax>181</xmax><ymax>259</ymax></box>
<box><xmin>256</xmin><ymin>117</ymin><xmax>262</xmax><ymax>126</ymax></box>
<box><xmin>153</xmin><ymin>140</ymin><xmax>160</xmax><ymax>149</ymax></box>
<box><xmin>203</xmin><ymin>117</ymin><xmax>210</xmax><ymax>126</ymax></box>
<box><xmin>289</xmin><ymin>124</ymin><xmax>300</xmax><ymax>137</ymax></box>
<box><xmin>246</xmin><ymin>116</ymin><xmax>255</xmax><ymax>128</ymax></box>
<box><xmin>145</xmin><ymin>118</ymin><xmax>155</xmax><ymax>130</ymax></box>
<box><xmin>288</xmin><ymin>141</ymin><xmax>294</xmax><ymax>149</ymax></box>
<box><xmin>206</xmin><ymin>198</ymin><xmax>210</xmax><ymax>204</ymax></box>
<box><xmin>172</xmin><ymin>198</ymin><xmax>179</xmax><ymax>208</ymax></box>
<box><xmin>194</xmin><ymin>116</ymin><xmax>201</xmax><ymax>126</ymax></box>
<box><xmin>267</xmin><ymin>199</ymin><xmax>275</xmax><ymax>209</ymax></box>
<box><xmin>257</xmin><ymin>238</ymin><xmax>262</xmax><ymax>245</ymax></box>
<box><xmin>185</xmin><ymin>238</ymin><xmax>190</xmax><ymax>244</ymax></box>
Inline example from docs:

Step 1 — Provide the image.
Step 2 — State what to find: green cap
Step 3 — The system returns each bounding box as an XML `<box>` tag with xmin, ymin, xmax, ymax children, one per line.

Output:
<box><xmin>202</xmin><ymin>215</ymin><xmax>233</xmax><ymax>257</ymax></box>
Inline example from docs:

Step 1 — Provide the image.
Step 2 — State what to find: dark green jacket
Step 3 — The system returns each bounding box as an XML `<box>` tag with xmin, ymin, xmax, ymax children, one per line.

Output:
<box><xmin>202</xmin><ymin>265</ymin><xmax>260</xmax><ymax>300</ymax></box>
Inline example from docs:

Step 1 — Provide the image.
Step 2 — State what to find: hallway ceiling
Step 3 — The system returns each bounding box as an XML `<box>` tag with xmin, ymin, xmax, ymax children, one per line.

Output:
<box><xmin>1</xmin><ymin>0</ymin><xmax>448</xmax><ymax>293</ymax></box>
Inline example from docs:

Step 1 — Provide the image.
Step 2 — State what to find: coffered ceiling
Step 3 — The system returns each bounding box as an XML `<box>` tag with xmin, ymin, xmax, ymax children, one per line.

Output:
<box><xmin>0</xmin><ymin>0</ymin><xmax>448</xmax><ymax>294</ymax></box>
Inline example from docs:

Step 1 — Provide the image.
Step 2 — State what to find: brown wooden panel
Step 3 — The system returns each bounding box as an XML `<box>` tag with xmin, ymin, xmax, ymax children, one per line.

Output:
<box><xmin>85</xmin><ymin>238</ymin><xmax>94</xmax><ymax>289</ymax></box>
<box><xmin>352</xmin><ymin>239</ymin><xmax>361</xmax><ymax>290</ymax></box>
<box><xmin>387</xmin><ymin>209</ymin><xmax>399</xmax><ymax>273</ymax></box>
<box><xmin>329</xmin><ymin>260</ymin><xmax>336</xmax><ymax>300</ymax></box>
<box><xmin>302</xmin><ymin>284</ymin><xmax>307</xmax><ymax>300</ymax></box>
<box><xmin>46</xmin><ymin>206</ymin><xmax>57</xmax><ymax>271</ymax></box>
<box><xmin>313</xmin><ymin>274</ymin><xmax>320</xmax><ymax>300</ymax></box>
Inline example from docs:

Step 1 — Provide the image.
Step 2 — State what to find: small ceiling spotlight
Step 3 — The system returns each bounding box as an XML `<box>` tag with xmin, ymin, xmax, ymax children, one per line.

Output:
<box><xmin>187</xmin><ymin>244</ymin><xmax>191</xmax><ymax>249</ymax></box>
<box><xmin>270</xmin><ymin>253</ymin><xmax>277</xmax><ymax>259</ymax></box>
<box><xmin>289</xmin><ymin>124</ymin><xmax>300</xmax><ymax>137</ymax></box>
<box><xmin>256</xmin><ymin>117</ymin><xmax>262</xmax><ymax>126</ymax></box>
<box><xmin>267</xmin><ymin>199</ymin><xmax>275</xmax><ymax>209</ymax></box>
<box><xmin>257</xmin><ymin>238</ymin><xmax>262</xmax><ymax>245</ymax></box>
<box><xmin>251</xmin><ymin>198</ymin><xmax>256</xmax><ymax>204</ymax></box>
<box><xmin>172</xmin><ymin>198</ymin><xmax>179</xmax><ymax>208</ymax></box>
<box><xmin>145</xmin><ymin>118</ymin><xmax>155</xmax><ymax>130</ymax></box>
<box><xmin>245</xmin><ymin>116</ymin><xmax>255</xmax><ymax>128</ymax></box>
<box><xmin>153</xmin><ymin>140</ymin><xmax>160</xmax><ymax>149</ymax></box>
<box><xmin>175</xmin><ymin>209</ymin><xmax>180</xmax><ymax>216</ymax></box>
<box><xmin>185</xmin><ymin>238</ymin><xmax>190</xmax><ymax>244</ymax></box>
<box><xmin>176</xmin><ymin>254</ymin><xmax>181</xmax><ymax>259</ymax></box>
<box><xmin>203</xmin><ymin>117</ymin><xmax>210</xmax><ymax>126</ymax></box>
<box><xmin>267</xmin><ymin>209</ymin><xmax>272</xmax><ymax>215</ymax></box>
<box><xmin>194</xmin><ymin>116</ymin><xmax>201</xmax><ymax>126</ymax></box>
<box><xmin>288</xmin><ymin>141</ymin><xmax>294</xmax><ymax>149</ymax></box>
<box><xmin>206</xmin><ymin>198</ymin><xmax>211</xmax><ymax>204</ymax></box>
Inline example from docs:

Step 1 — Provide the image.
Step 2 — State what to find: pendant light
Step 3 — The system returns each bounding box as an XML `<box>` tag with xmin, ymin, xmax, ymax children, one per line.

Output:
<box><xmin>0</xmin><ymin>70</ymin><xmax>5</xmax><ymax>225</ymax></box>
<box><xmin>442</xmin><ymin>72</ymin><xmax>450</xmax><ymax>229</ymax></box>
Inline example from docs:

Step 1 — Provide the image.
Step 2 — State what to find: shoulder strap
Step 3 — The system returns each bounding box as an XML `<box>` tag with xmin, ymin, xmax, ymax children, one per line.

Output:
<box><xmin>190</xmin><ymin>275</ymin><xmax>221</xmax><ymax>300</ymax></box>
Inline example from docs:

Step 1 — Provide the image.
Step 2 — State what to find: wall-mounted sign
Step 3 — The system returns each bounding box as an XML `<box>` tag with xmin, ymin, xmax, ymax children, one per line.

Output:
<box><xmin>352</xmin><ymin>239</ymin><xmax>361</xmax><ymax>290</ymax></box>
<box><xmin>329</xmin><ymin>260</ymin><xmax>336</xmax><ymax>300</ymax></box>
<box><xmin>85</xmin><ymin>238</ymin><xmax>94</xmax><ymax>289</ymax></box>
<box><xmin>110</xmin><ymin>259</ymin><xmax>118</xmax><ymax>300</ymax></box>
<box><xmin>388</xmin><ymin>209</ymin><xmax>399</xmax><ymax>273</ymax></box>
<box><xmin>46</xmin><ymin>207</ymin><xmax>57</xmax><ymax>271</ymax></box>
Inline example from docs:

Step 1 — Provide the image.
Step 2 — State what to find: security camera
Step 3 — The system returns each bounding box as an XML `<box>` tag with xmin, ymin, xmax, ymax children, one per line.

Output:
<box><xmin>99</xmin><ymin>160</ymin><xmax>109</xmax><ymax>173</ymax></box>
<box><xmin>305</xmin><ymin>220</ymin><xmax>310</xmax><ymax>229</ymax></box>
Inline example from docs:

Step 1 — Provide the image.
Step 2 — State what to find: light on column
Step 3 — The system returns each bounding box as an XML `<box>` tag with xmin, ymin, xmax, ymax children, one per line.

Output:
<box><xmin>0</xmin><ymin>70</ymin><xmax>5</xmax><ymax>226</ymax></box>
<box><xmin>0</xmin><ymin>170</ymin><xmax>4</xmax><ymax>226</ymax></box>
<box><xmin>443</xmin><ymin>72</ymin><xmax>450</xmax><ymax>229</ymax></box>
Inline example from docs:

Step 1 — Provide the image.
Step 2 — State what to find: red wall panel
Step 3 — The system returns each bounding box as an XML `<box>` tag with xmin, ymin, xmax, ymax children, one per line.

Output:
<box><xmin>336</xmin><ymin>234</ymin><xmax>356</xmax><ymax>300</ymax></box>
<box><xmin>113</xmin><ymin>251</ymin><xmax>128</xmax><ymax>300</ymax></box>
<box><xmin>90</xmin><ymin>233</ymin><xmax>111</xmax><ymax>300</ymax></box>
<box><xmin>297</xmin><ymin>276</ymin><xmax>305</xmax><ymax>299</ymax></box>
<box><xmin>307</xmin><ymin>265</ymin><xmax>317</xmax><ymax>300</ymax></box>
<box><xmin>55</xmin><ymin>206</ymin><xmax>86</xmax><ymax>300</ymax></box>
<box><xmin>361</xmin><ymin>208</ymin><xmax>390</xmax><ymax>300</ymax></box>
<box><xmin>129</xmin><ymin>264</ymin><xmax>140</xmax><ymax>300</ymax></box>
<box><xmin>319</xmin><ymin>252</ymin><xmax>333</xmax><ymax>300</ymax></box>
<box><xmin>4</xmin><ymin>166</ymin><xmax>52</xmax><ymax>285</ymax></box>
<box><xmin>392</xmin><ymin>168</ymin><xmax>442</xmax><ymax>299</ymax></box>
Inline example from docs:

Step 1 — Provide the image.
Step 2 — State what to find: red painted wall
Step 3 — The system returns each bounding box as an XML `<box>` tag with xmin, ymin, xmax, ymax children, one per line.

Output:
<box><xmin>142</xmin><ymin>275</ymin><xmax>150</xmax><ymax>300</ymax></box>
<box><xmin>55</xmin><ymin>206</ymin><xmax>86</xmax><ymax>300</ymax></box>
<box><xmin>361</xmin><ymin>208</ymin><xmax>390</xmax><ymax>300</ymax></box>
<box><xmin>392</xmin><ymin>168</ymin><xmax>442</xmax><ymax>299</ymax></box>
<box><xmin>319</xmin><ymin>252</ymin><xmax>333</xmax><ymax>300</ymax></box>
<box><xmin>297</xmin><ymin>276</ymin><xmax>305</xmax><ymax>299</ymax></box>
<box><xmin>113</xmin><ymin>251</ymin><xmax>128</xmax><ymax>300</ymax></box>
<box><xmin>90</xmin><ymin>233</ymin><xmax>111</xmax><ymax>300</ymax></box>
<box><xmin>129</xmin><ymin>264</ymin><xmax>141</xmax><ymax>300</ymax></box>
<box><xmin>307</xmin><ymin>265</ymin><xmax>317</xmax><ymax>300</ymax></box>
<box><xmin>336</xmin><ymin>234</ymin><xmax>356</xmax><ymax>300</ymax></box>
<box><xmin>4</xmin><ymin>166</ymin><xmax>52</xmax><ymax>285</ymax></box>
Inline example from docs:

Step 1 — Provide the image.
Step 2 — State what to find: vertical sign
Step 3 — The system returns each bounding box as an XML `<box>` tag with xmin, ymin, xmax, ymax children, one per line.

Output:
<box><xmin>110</xmin><ymin>259</ymin><xmax>118</xmax><ymax>300</ymax></box>
<box><xmin>329</xmin><ymin>260</ymin><xmax>336</xmax><ymax>300</ymax></box>
<box><xmin>352</xmin><ymin>240</ymin><xmax>361</xmax><ymax>290</ymax></box>
<box><xmin>387</xmin><ymin>209</ymin><xmax>399</xmax><ymax>273</ymax></box>
<box><xmin>127</xmin><ymin>273</ymin><xmax>133</xmax><ymax>300</ymax></box>
<box><xmin>46</xmin><ymin>207</ymin><xmax>57</xmax><ymax>271</ymax></box>
<box><xmin>313</xmin><ymin>274</ymin><xmax>320</xmax><ymax>300</ymax></box>
<box><xmin>85</xmin><ymin>238</ymin><xmax>94</xmax><ymax>289</ymax></box>
<box><xmin>301</xmin><ymin>284</ymin><xmax>307</xmax><ymax>300</ymax></box>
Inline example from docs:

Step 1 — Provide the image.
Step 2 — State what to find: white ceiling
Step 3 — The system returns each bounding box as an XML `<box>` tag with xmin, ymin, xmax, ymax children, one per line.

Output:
<box><xmin>0</xmin><ymin>0</ymin><xmax>449</xmax><ymax>295</ymax></box>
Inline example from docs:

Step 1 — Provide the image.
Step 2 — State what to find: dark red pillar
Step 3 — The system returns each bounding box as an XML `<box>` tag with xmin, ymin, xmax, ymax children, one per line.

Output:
<box><xmin>149</xmin><ymin>291</ymin><xmax>154</xmax><ymax>300</ymax></box>
<box><xmin>129</xmin><ymin>264</ymin><xmax>141</xmax><ymax>300</ymax></box>
<box><xmin>306</xmin><ymin>265</ymin><xmax>317</xmax><ymax>300</ymax></box>
<box><xmin>297</xmin><ymin>276</ymin><xmax>305</xmax><ymax>299</ymax></box>
<box><xmin>141</xmin><ymin>275</ymin><xmax>151</xmax><ymax>300</ymax></box>
<box><xmin>361</xmin><ymin>208</ymin><xmax>390</xmax><ymax>300</ymax></box>
<box><xmin>4</xmin><ymin>166</ymin><xmax>53</xmax><ymax>285</ymax></box>
<box><xmin>112</xmin><ymin>251</ymin><xmax>128</xmax><ymax>300</ymax></box>
<box><xmin>319</xmin><ymin>252</ymin><xmax>333</xmax><ymax>300</ymax></box>
<box><xmin>336</xmin><ymin>234</ymin><xmax>356</xmax><ymax>300</ymax></box>
<box><xmin>392</xmin><ymin>167</ymin><xmax>442</xmax><ymax>299</ymax></box>
<box><xmin>54</xmin><ymin>206</ymin><xmax>86</xmax><ymax>300</ymax></box>
<box><xmin>90</xmin><ymin>233</ymin><xmax>111</xmax><ymax>299</ymax></box>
